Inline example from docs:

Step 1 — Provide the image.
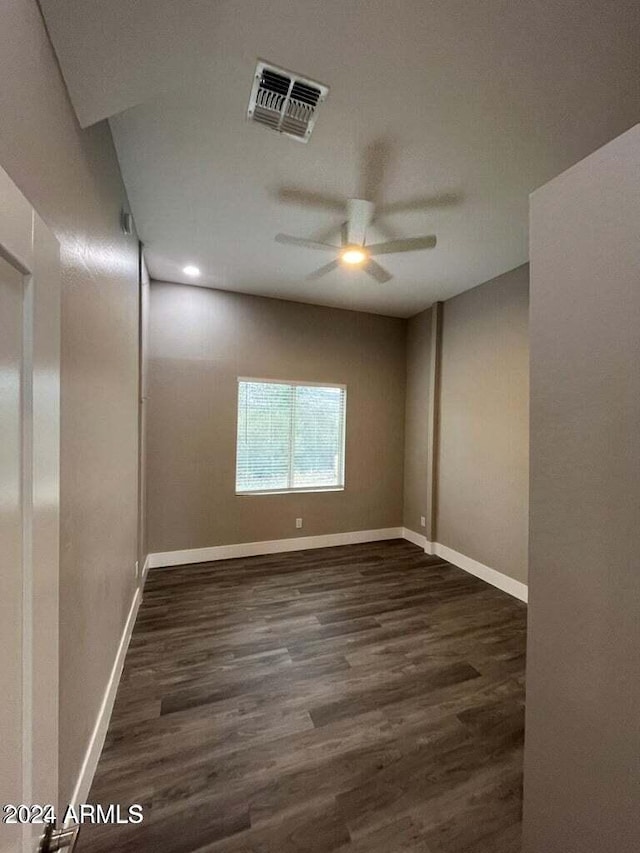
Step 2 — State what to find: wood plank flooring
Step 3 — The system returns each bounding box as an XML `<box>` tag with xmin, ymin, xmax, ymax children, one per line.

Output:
<box><xmin>78</xmin><ymin>540</ymin><xmax>526</xmax><ymax>853</ymax></box>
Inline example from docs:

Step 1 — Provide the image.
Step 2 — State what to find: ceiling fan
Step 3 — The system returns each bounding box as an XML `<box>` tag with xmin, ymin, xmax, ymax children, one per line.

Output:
<box><xmin>275</xmin><ymin>198</ymin><xmax>437</xmax><ymax>283</ymax></box>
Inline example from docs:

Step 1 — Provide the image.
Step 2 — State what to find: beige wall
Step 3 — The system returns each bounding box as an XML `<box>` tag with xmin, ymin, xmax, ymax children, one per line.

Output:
<box><xmin>402</xmin><ymin>266</ymin><xmax>529</xmax><ymax>583</ymax></box>
<box><xmin>150</xmin><ymin>269</ymin><xmax>529</xmax><ymax>578</ymax></box>
<box><xmin>437</xmin><ymin>265</ymin><xmax>529</xmax><ymax>583</ymax></box>
<box><xmin>524</xmin><ymin>126</ymin><xmax>640</xmax><ymax>852</ymax></box>
<box><xmin>146</xmin><ymin>283</ymin><xmax>406</xmax><ymax>552</ymax></box>
<box><xmin>0</xmin><ymin>0</ymin><xmax>140</xmax><ymax>806</ymax></box>
<box><xmin>403</xmin><ymin>308</ymin><xmax>432</xmax><ymax>536</ymax></box>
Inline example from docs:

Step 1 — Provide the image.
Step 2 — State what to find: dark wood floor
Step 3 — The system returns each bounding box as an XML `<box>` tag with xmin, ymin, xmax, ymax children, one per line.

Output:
<box><xmin>79</xmin><ymin>540</ymin><xmax>526</xmax><ymax>853</ymax></box>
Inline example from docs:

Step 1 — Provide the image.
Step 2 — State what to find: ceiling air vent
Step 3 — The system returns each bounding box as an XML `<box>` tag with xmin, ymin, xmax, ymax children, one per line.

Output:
<box><xmin>247</xmin><ymin>60</ymin><xmax>328</xmax><ymax>142</ymax></box>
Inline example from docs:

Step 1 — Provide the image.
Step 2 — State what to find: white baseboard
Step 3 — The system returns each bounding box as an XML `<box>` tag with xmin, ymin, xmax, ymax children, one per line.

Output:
<box><xmin>147</xmin><ymin>527</ymin><xmax>527</xmax><ymax>603</ymax></box>
<box><xmin>401</xmin><ymin>527</ymin><xmax>432</xmax><ymax>550</ymax></box>
<box><xmin>141</xmin><ymin>553</ymin><xmax>151</xmax><ymax>584</ymax></box>
<box><xmin>430</xmin><ymin>542</ymin><xmax>528</xmax><ymax>603</ymax></box>
<box><xmin>65</xmin><ymin>587</ymin><xmax>141</xmax><ymax>818</ymax></box>
<box><xmin>147</xmin><ymin>527</ymin><xmax>405</xmax><ymax>569</ymax></box>
<box><xmin>401</xmin><ymin>529</ymin><xmax>527</xmax><ymax>602</ymax></box>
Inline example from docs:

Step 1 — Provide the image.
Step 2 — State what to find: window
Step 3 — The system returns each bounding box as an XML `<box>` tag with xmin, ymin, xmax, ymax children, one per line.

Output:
<box><xmin>236</xmin><ymin>379</ymin><xmax>346</xmax><ymax>494</ymax></box>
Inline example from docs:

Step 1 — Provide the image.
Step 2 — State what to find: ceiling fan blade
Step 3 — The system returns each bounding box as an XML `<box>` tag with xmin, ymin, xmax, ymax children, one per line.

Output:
<box><xmin>306</xmin><ymin>260</ymin><xmax>340</xmax><ymax>280</ymax></box>
<box><xmin>275</xmin><ymin>234</ymin><xmax>339</xmax><ymax>252</ymax></box>
<box><xmin>276</xmin><ymin>188</ymin><xmax>345</xmax><ymax>212</ymax></box>
<box><xmin>379</xmin><ymin>192</ymin><xmax>462</xmax><ymax>215</ymax></box>
<box><xmin>368</xmin><ymin>235</ymin><xmax>437</xmax><ymax>255</ymax></box>
<box><xmin>363</xmin><ymin>259</ymin><xmax>392</xmax><ymax>283</ymax></box>
<box><xmin>346</xmin><ymin>198</ymin><xmax>374</xmax><ymax>246</ymax></box>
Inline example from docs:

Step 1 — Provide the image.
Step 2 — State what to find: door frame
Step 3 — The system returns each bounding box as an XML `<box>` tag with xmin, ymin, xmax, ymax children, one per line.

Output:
<box><xmin>0</xmin><ymin>165</ymin><xmax>61</xmax><ymax>852</ymax></box>
<box><xmin>136</xmin><ymin>244</ymin><xmax>149</xmax><ymax>584</ymax></box>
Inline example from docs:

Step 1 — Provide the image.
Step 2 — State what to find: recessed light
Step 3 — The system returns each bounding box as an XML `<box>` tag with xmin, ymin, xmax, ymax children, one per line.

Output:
<box><xmin>183</xmin><ymin>265</ymin><xmax>200</xmax><ymax>277</ymax></box>
<box><xmin>341</xmin><ymin>247</ymin><xmax>368</xmax><ymax>266</ymax></box>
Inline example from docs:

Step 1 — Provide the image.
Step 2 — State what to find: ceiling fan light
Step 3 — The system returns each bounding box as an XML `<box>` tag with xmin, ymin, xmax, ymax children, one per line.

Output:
<box><xmin>341</xmin><ymin>247</ymin><xmax>368</xmax><ymax>265</ymax></box>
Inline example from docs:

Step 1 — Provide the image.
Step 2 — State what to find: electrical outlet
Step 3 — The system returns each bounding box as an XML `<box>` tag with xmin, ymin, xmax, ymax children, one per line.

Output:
<box><xmin>420</xmin><ymin>516</ymin><xmax>426</xmax><ymax>528</ymax></box>
<box><xmin>296</xmin><ymin>518</ymin><xmax>303</xmax><ymax>529</ymax></box>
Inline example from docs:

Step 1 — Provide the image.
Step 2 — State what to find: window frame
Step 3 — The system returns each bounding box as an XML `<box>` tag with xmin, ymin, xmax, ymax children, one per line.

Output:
<box><xmin>235</xmin><ymin>377</ymin><xmax>347</xmax><ymax>496</ymax></box>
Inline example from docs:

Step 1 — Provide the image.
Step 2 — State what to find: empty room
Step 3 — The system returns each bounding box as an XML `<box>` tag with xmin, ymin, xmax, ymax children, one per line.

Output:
<box><xmin>1</xmin><ymin>1</ymin><xmax>639</xmax><ymax>852</ymax></box>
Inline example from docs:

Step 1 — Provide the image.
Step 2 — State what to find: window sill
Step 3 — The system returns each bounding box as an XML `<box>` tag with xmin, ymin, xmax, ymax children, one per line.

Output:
<box><xmin>236</xmin><ymin>486</ymin><xmax>345</xmax><ymax>496</ymax></box>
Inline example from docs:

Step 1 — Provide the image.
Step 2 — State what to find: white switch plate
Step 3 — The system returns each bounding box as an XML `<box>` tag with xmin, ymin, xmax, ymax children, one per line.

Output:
<box><xmin>296</xmin><ymin>518</ymin><xmax>303</xmax><ymax>529</ymax></box>
<box><xmin>420</xmin><ymin>516</ymin><xmax>426</xmax><ymax>528</ymax></box>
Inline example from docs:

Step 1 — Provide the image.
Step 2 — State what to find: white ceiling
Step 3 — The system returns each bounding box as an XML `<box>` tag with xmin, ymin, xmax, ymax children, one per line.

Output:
<box><xmin>41</xmin><ymin>0</ymin><xmax>640</xmax><ymax>317</ymax></box>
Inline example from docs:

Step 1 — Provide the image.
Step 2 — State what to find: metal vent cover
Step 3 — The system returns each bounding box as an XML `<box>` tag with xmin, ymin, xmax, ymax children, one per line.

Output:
<box><xmin>247</xmin><ymin>60</ymin><xmax>328</xmax><ymax>142</ymax></box>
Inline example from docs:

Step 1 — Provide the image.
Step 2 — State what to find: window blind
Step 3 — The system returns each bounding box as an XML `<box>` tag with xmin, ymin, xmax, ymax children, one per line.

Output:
<box><xmin>236</xmin><ymin>380</ymin><xmax>346</xmax><ymax>493</ymax></box>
